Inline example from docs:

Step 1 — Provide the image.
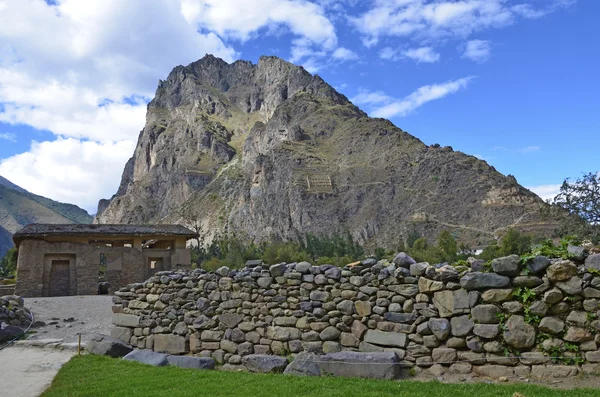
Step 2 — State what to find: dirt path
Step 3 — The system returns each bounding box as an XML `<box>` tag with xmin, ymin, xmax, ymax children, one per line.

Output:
<box><xmin>25</xmin><ymin>295</ymin><xmax>113</xmax><ymax>343</ymax></box>
<box><xmin>0</xmin><ymin>346</ymin><xmax>74</xmax><ymax>397</ymax></box>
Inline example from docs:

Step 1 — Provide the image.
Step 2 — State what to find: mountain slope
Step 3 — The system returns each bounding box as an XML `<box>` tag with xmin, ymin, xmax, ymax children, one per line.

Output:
<box><xmin>0</xmin><ymin>177</ymin><xmax>93</xmax><ymax>256</ymax></box>
<box><xmin>96</xmin><ymin>55</ymin><xmax>560</xmax><ymax>248</ymax></box>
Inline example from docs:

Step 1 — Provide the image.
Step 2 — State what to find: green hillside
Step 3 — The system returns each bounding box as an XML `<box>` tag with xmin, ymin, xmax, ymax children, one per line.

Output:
<box><xmin>0</xmin><ymin>176</ymin><xmax>92</xmax><ymax>257</ymax></box>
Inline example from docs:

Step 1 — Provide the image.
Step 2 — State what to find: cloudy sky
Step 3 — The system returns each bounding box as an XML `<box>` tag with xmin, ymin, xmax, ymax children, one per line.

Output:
<box><xmin>0</xmin><ymin>0</ymin><xmax>597</xmax><ymax>213</ymax></box>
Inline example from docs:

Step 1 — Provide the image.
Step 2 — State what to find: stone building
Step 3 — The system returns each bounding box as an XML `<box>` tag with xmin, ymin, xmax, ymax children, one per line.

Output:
<box><xmin>13</xmin><ymin>224</ymin><xmax>198</xmax><ymax>297</ymax></box>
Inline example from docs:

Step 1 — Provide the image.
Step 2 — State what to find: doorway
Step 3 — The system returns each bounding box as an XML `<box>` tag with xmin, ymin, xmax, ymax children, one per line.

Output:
<box><xmin>49</xmin><ymin>260</ymin><xmax>71</xmax><ymax>296</ymax></box>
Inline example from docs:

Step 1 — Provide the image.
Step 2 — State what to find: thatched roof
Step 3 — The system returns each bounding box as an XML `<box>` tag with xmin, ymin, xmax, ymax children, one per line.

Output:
<box><xmin>13</xmin><ymin>224</ymin><xmax>198</xmax><ymax>246</ymax></box>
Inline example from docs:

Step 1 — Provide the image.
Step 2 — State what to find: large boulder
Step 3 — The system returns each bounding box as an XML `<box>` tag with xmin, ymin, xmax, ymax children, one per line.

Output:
<box><xmin>242</xmin><ymin>355</ymin><xmax>289</xmax><ymax>373</ymax></box>
<box><xmin>123</xmin><ymin>349</ymin><xmax>168</xmax><ymax>366</ymax></box>
<box><xmin>153</xmin><ymin>334</ymin><xmax>189</xmax><ymax>355</ymax></box>
<box><xmin>86</xmin><ymin>334</ymin><xmax>133</xmax><ymax>358</ymax></box>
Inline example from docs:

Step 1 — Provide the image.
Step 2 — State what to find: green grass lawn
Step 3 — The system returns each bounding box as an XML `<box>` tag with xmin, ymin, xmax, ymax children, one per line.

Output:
<box><xmin>42</xmin><ymin>355</ymin><xmax>596</xmax><ymax>397</ymax></box>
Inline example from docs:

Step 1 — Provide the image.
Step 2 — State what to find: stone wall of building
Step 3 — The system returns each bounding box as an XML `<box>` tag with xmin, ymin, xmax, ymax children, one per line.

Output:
<box><xmin>15</xmin><ymin>240</ymin><xmax>148</xmax><ymax>297</ymax></box>
<box><xmin>111</xmin><ymin>251</ymin><xmax>600</xmax><ymax>378</ymax></box>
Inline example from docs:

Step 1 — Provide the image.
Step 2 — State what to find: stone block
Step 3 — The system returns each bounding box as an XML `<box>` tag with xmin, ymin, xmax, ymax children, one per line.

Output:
<box><xmin>363</xmin><ymin>330</ymin><xmax>408</xmax><ymax>348</ymax></box>
<box><xmin>110</xmin><ymin>326</ymin><xmax>132</xmax><ymax>344</ymax></box>
<box><xmin>154</xmin><ymin>334</ymin><xmax>189</xmax><ymax>355</ymax></box>
<box><xmin>112</xmin><ymin>313</ymin><xmax>140</xmax><ymax>328</ymax></box>
<box><xmin>531</xmin><ymin>365</ymin><xmax>578</xmax><ymax>378</ymax></box>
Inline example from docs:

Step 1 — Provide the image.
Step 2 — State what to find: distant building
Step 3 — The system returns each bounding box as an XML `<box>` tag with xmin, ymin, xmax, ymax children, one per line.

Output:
<box><xmin>12</xmin><ymin>224</ymin><xmax>198</xmax><ymax>297</ymax></box>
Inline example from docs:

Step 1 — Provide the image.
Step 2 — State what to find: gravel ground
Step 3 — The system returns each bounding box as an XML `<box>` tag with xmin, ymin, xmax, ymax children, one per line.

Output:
<box><xmin>25</xmin><ymin>296</ymin><xmax>113</xmax><ymax>344</ymax></box>
<box><xmin>0</xmin><ymin>346</ymin><xmax>74</xmax><ymax>397</ymax></box>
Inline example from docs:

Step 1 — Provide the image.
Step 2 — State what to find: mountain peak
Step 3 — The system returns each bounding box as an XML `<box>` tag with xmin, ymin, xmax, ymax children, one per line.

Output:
<box><xmin>96</xmin><ymin>55</ymin><xmax>560</xmax><ymax>248</ymax></box>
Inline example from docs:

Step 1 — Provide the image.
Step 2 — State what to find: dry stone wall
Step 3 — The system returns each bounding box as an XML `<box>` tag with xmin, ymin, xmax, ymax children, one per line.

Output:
<box><xmin>112</xmin><ymin>251</ymin><xmax>600</xmax><ymax>378</ymax></box>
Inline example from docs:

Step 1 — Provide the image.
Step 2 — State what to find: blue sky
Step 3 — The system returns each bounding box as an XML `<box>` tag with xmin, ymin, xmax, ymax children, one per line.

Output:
<box><xmin>0</xmin><ymin>0</ymin><xmax>597</xmax><ymax>213</ymax></box>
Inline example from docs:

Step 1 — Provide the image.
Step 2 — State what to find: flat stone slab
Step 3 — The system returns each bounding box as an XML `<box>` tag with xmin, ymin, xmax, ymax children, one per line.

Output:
<box><xmin>167</xmin><ymin>355</ymin><xmax>215</xmax><ymax>370</ymax></box>
<box><xmin>285</xmin><ymin>351</ymin><xmax>403</xmax><ymax>380</ymax></box>
<box><xmin>123</xmin><ymin>349</ymin><xmax>168</xmax><ymax>366</ymax></box>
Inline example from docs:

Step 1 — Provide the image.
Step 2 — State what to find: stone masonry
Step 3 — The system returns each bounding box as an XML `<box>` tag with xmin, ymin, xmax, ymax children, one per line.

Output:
<box><xmin>112</xmin><ymin>252</ymin><xmax>600</xmax><ymax>378</ymax></box>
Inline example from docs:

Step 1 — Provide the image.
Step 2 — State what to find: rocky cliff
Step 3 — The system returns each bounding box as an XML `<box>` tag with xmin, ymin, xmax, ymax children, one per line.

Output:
<box><xmin>96</xmin><ymin>55</ymin><xmax>559</xmax><ymax>247</ymax></box>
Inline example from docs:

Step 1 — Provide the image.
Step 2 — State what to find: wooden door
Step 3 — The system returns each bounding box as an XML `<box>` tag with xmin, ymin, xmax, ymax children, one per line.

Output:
<box><xmin>49</xmin><ymin>260</ymin><xmax>70</xmax><ymax>296</ymax></box>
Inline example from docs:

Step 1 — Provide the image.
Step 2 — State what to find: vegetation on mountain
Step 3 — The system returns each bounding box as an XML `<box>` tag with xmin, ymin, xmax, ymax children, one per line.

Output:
<box><xmin>0</xmin><ymin>176</ymin><xmax>92</xmax><ymax>257</ymax></box>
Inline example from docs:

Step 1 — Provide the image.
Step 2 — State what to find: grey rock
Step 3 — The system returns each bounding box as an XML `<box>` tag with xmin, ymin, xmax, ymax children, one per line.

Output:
<box><xmin>481</xmin><ymin>289</ymin><xmax>513</xmax><ymax>303</ymax></box>
<box><xmin>363</xmin><ymin>330</ymin><xmax>407</xmax><ymax>348</ymax></box>
<box><xmin>528</xmin><ymin>300</ymin><xmax>549</xmax><ymax>317</ymax></box>
<box><xmin>428</xmin><ymin>318</ymin><xmax>451</xmax><ymax>340</ymax></box>
<box><xmin>243</xmin><ymin>354</ymin><xmax>288</xmax><ymax>373</ymax></box>
<box><xmin>471</xmin><ymin>305</ymin><xmax>500</xmax><ymax>324</ymax></box>
<box><xmin>491</xmin><ymin>255</ymin><xmax>521</xmax><ymax>276</ymax></box>
<box><xmin>410</xmin><ymin>262</ymin><xmax>429</xmax><ymax>276</ymax></box>
<box><xmin>393</xmin><ymin>253</ymin><xmax>416</xmax><ymax>268</ymax></box>
<box><xmin>512</xmin><ymin>276</ymin><xmax>543</xmax><ymax>288</ymax></box>
<box><xmin>568</xmin><ymin>245</ymin><xmax>588</xmax><ymax>261</ymax></box>
<box><xmin>450</xmin><ymin>315</ymin><xmax>474</xmax><ymax>337</ymax></box>
<box><xmin>433</xmin><ymin>289</ymin><xmax>470</xmax><ymax>318</ymax></box>
<box><xmin>543</xmin><ymin>288</ymin><xmax>563</xmax><ymax>304</ymax></box>
<box><xmin>320</xmin><ymin>326</ymin><xmax>341</xmax><ymax>341</ymax></box>
<box><xmin>546</xmin><ymin>260</ymin><xmax>577</xmax><ymax>282</ymax></box>
<box><xmin>123</xmin><ymin>349</ymin><xmax>168</xmax><ymax>366</ymax></box>
<box><xmin>167</xmin><ymin>355</ymin><xmax>215</xmax><ymax>370</ymax></box>
<box><xmin>218</xmin><ymin>313</ymin><xmax>244</xmax><ymax>328</ymax></box>
<box><xmin>269</xmin><ymin>263</ymin><xmax>287</xmax><ymax>277</ymax></box>
<box><xmin>384</xmin><ymin>312</ymin><xmax>416</xmax><ymax>324</ymax></box>
<box><xmin>154</xmin><ymin>334</ymin><xmax>188</xmax><ymax>355</ymax></box>
<box><xmin>460</xmin><ymin>272</ymin><xmax>510</xmax><ymax>290</ymax></box>
<box><xmin>112</xmin><ymin>313</ymin><xmax>140</xmax><ymax>328</ymax></box>
<box><xmin>556</xmin><ymin>277</ymin><xmax>583</xmax><ymax>295</ymax></box>
<box><xmin>319</xmin><ymin>351</ymin><xmax>403</xmax><ymax>380</ymax></box>
<box><xmin>503</xmin><ymin>315</ymin><xmax>535</xmax><ymax>349</ymax></box>
<box><xmin>87</xmin><ymin>334</ymin><xmax>133</xmax><ymax>358</ymax></box>
<box><xmin>283</xmin><ymin>352</ymin><xmax>322</xmax><ymax>376</ymax></box>
<box><xmin>586</xmin><ymin>254</ymin><xmax>600</xmax><ymax>271</ymax></box>
<box><xmin>473</xmin><ymin>324</ymin><xmax>500</xmax><ymax>339</ymax></box>
<box><xmin>526</xmin><ymin>256</ymin><xmax>551</xmax><ymax>274</ymax></box>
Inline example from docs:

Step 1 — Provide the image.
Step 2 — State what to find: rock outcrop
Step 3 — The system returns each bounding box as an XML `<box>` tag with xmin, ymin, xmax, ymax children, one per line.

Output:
<box><xmin>96</xmin><ymin>55</ymin><xmax>560</xmax><ymax>248</ymax></box>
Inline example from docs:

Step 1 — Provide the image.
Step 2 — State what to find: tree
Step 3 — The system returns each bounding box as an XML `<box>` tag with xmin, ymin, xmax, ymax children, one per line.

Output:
<box><xmin>0</xmin><ymin>248</ymin><xmax>18</xmax><ymax>277</ymax></box>
<box><xmin>500</xmin><ymin>228</ymin><xmax>532</xmax><ymax>256</ymax></box>
<box><xmin>552</xmin><ymin>172</ymin><xmax>600</xmax><ymax>243</ymax></box>
<box><xmin>437</xmin><ymin>230</ymin><xmax>458</xmax><ymax>262</ymax></box>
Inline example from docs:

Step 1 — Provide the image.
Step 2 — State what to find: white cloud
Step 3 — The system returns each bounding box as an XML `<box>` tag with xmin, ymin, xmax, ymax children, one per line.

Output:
<box><xmin>518</xmin><ymin>145</ymin><xmax>541</xmax><ymax>153</ymax></box>
<box><xmin>350</xmin><ymin>0</ymin><xmax>574</xmax><ymax>46</ymax></box>
<box><xmin>181</xmin><ymin>0</ymin><xmax>336</xmax><ymax>49</ymax></box>
<box><xmin>462</xmin><ymin>39</ymin><xmax>491</xmax><ymax>63</ymax></box>
<box><xmin>0</xmin><ymin>138</ymin><xmax>136</xmax><ymax>213</ymax></box>
<box><xmin>527</xmin><ymin>184</ymin><xmax>562</xmax><ymax>201</ymax></box>
<box><xmin>0</xmin><ymin>133</ymin><xmax>16</xmax><ymax>142</ymax></box>
<box><xmin>352</xmin><ymin>76</ymin><xmax>473</xmax><ymax>118</ymax></box>
<box><xmin>0</xmin><ymin>0</ymin><xmax>339</xmax><ymax>210</ymax></box>
<box><xmin>403</xmin><ymin>47</ymin><xmax>440</xmax><ymax>63</ymax></box>
<box><xmin>379</xmin><ymin>46</ymin><xmax>440</xmax><ymax>63</ymax></box>
<box><xmin>331</xmin><ymin>47</ymin><xmax>359</xmax><ymax>61</ymax></box>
